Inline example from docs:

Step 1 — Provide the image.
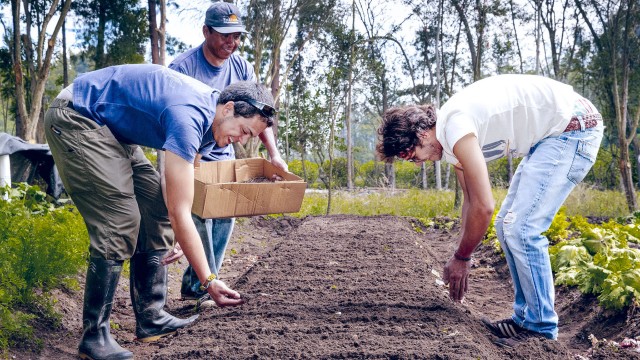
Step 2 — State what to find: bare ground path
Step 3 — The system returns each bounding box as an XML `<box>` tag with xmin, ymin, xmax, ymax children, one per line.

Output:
<box><xmin>10</xmin><ymin>215</ymin><xmax>640</xmax><ymax>359</ymax></box>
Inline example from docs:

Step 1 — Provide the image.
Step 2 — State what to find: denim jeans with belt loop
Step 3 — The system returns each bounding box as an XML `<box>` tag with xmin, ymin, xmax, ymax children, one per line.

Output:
<box><xmin>493</xmin><ymin>99</ymin><xmax>604</xmax><ymax>340</ymax></box>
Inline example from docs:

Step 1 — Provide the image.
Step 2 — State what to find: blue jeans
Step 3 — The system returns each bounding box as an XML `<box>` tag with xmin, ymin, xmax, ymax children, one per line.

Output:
<box><xmin>494</xmin><ymin>116</ymin><xmax>603</xmax><ymax>339</ymax></box>
<box><xmin>180</xmin><ymin>215</ymin><xmax>235</xmax><ymax>298</ymax></box>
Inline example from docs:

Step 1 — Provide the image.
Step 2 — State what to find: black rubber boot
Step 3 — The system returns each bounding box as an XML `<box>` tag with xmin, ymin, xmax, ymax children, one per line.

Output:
<box><xmin>130</xmin><ymin>250</ymin><xmax>199</xmax><ymax>342</ymax></box>
<box><xmin>78</xmin><ymin>258</ymin><xmax>133</xmax><ymax>360</ymax></box>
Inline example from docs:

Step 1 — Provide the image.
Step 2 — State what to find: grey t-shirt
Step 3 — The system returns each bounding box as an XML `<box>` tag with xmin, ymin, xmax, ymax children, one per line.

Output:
<box><xmin>169</xmin><ymin>44</ymin><xmax>256</xmax><ymax>161</ymax></box>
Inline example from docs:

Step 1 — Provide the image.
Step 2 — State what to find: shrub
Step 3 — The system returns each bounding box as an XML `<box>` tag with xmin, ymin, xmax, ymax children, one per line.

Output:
<box><xmin>288</xmin><ymin>159</ymin><xmax>319</xmax><ymax>185</ymax></box>
<box><xmin>142</xmin><ymin>147</ymin><xmax>158</xmax><ymax>166</ymax></box>
<box><xmin>0</xmin><ymin>184</ymin><xmax>89</xmax><ymax>351</ymax></box>
<box><xmin>320</xmin><ymin>158</ymin><xmax>359</xmax><ymax>189</ymax></box>
<box><xmin>359</xmin><ymin>160</ymin><xmax>386</xmax><ymax>187</ymax></box>
<box><xmin>395</xmin><ymin>161</ymin><xmax>422</xmax><ymax>188</ymax></box>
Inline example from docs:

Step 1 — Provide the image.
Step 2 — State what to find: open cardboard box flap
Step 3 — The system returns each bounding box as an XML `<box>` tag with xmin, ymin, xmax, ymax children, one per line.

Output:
<box><xmin>192</xmin><ymin>158</ymin><xmax>307</xmax><ymax>218</ymax></box>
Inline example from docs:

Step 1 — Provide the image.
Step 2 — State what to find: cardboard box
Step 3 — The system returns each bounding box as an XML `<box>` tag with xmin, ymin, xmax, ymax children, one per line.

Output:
<box><xmin>192</xmin><ymin>158</ymin><xmax>307</xmax><ymax>218</ymax></box>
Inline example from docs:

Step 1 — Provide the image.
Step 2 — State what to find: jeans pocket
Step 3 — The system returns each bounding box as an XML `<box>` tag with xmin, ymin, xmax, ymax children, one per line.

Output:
<box><xmin>567</xmin><ymin>136</ymin><xmax>600</xmax><ymax>185</ymax></box>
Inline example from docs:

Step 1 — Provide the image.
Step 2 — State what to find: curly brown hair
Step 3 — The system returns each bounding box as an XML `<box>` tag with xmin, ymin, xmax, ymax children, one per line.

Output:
<box><xmin>376</xmin><ymin>104</ymin><xmax>438</xmax><ymax>162</ymax></box>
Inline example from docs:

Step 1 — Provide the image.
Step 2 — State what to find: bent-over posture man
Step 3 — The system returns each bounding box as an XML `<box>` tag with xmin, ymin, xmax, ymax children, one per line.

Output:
<box><xmin>376</xmin><ymin>74</ymin><xmax>603</xmax><ymax>347</ymax></box>
<box><xmin>165</xmin><ymin>2</ymin><xmax>288</xmax><ymax>308</ymax></box>
<box><xmin>45</xmin><ymin>64</ymin><xmax>276</xmax><ymax>359</ymax></box>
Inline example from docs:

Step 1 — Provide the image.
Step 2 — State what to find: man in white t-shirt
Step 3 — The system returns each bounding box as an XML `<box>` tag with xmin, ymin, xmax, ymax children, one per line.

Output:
<box><xmin>376</xmin><ymin>74</ymin><xmax>604</xmax><ymax>347</ymax></box>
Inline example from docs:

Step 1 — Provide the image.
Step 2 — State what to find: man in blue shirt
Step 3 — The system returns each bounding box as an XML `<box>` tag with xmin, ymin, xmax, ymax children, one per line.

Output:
<box><xmin>165</xmin><ymin>2</ymin><xmax>288</xmax><ymax>308</ymax></box>
<box><xmin>44</xmin><ymin>64</ymin><xmax>277</xmax><ymax>360</ymax></box>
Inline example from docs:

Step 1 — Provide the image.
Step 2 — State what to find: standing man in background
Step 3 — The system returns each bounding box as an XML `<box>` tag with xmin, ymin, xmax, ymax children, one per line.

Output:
<box><xmin>163</xmin><ymin>1</ymin><xmax>288</xmax><ymax>309</ymax></box>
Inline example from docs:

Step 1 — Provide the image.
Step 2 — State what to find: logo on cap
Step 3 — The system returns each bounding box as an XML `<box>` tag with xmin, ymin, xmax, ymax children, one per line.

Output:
<box><xmin>225</xmin><ymin>14</ymin><xmax>239</xmax><ymax>24</ymax></box>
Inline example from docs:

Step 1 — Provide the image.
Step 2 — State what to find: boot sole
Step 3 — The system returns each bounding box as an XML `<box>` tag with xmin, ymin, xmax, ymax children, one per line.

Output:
<box><xmin>136</xmin><ymin>330</ymin><xmax>176</xmax><ymax>343</ymax></box>
<box><xmin>79</xmin><ymin>351</ymin><xmax>133</xmax><ymax>360</ymax></box>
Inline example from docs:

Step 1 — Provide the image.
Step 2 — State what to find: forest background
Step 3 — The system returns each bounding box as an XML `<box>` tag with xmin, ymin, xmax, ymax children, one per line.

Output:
<box><xmin>0</xmin><ymin>0</ymin><xmax>639</xmax><ymax>210</ymax></box>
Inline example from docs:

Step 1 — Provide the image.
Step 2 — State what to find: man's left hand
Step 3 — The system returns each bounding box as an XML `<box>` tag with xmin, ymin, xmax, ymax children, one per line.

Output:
<box><xmin>162</xmin><ymin>243</ymin><xmax>184</xmax><ymax>265</ymax></box>
<box><xmin>443</xmin><ymin>255</ymin><xmax>471</xmax><ymax>302</ymax></box>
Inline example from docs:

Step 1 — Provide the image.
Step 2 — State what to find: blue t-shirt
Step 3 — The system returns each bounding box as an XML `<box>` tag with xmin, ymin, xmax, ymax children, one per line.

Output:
<box><xmin>169</xmin><ymin>44</ymin><xmax>256</xmax><ymax>161</ymax></box>
<box><xmin>72</xmin><ymin>64</ymin><xmax>218</xmax><ymax>163</ymax></box>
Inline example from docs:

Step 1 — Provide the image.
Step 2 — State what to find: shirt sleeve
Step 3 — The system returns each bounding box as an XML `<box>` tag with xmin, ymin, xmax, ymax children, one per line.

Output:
<box><xmin>441</xmin><ymin>114</ymin><xmax>478</xmax><ymax>164</ymax></box>
<box><xmin>246</xmin><ymin>63</ymin><xmax>257</xmax><ymax>82</ymax></box>
<box><xmin>162</xmin><ymin>105</ymin><xmax>210</xmax><ymax>163</ymax></box>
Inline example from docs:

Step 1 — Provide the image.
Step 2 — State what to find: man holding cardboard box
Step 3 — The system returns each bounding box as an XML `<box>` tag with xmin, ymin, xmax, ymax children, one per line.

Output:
<box><xmin>166</xmin><ymin>1</ymin><xmax>288</xmax><ymax>309</ymax></box>
<box><xmin>44</xmin><ymin>64</ymin><xmax>276</xmax><ymax>360</ymax></box>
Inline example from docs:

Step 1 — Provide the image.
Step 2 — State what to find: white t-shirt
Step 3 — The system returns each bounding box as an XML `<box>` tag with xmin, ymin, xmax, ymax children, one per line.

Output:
<box><xmin>435</xmin><ymin>74</ymin><xmax>580</xmax><ymax>165</ymax></box>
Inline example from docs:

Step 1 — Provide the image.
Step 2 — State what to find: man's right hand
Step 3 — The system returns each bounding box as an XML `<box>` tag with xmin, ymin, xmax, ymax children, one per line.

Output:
<box><xmin>208</xmin><ymin>279</ymin><xmax>244</xmax><ymax>307</ymax></box>
<box><xmin>270</xmin><ymin>154</ymin><xmax>289</xmax><ymax>173</ymax></box>
<box><xmin>443</xmin><ymin>255</ymin><xmax>471</xmax><ymax>302</ymax></box>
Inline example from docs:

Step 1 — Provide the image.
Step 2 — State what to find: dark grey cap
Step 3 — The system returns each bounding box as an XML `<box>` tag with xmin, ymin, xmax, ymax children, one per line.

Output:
<box><xmin>204</xmin><ymin>2</ymin><xmax>248</xmax><ymax>34</ymax></box>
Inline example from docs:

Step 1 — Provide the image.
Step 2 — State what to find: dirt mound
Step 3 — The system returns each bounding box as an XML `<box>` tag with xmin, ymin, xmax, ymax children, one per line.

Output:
<box><xmin>9</xmin><ymin>215</ymin><xmax>640</xmax><ymax>359</ymax></box>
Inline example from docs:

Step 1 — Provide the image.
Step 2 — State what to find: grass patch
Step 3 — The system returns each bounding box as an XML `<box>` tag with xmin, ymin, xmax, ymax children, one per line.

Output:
<box><xmin>292</xmin><ymin>185</ymin><xmax>633</xmax><ymax>219</ymax></box>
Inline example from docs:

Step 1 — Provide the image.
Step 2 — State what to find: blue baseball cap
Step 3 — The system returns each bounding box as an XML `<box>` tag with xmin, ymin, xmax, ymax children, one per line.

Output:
<box><xmin>204</xmin><ymin>2</ymin><xmax>248</xmax><ymax>34</ymax></box>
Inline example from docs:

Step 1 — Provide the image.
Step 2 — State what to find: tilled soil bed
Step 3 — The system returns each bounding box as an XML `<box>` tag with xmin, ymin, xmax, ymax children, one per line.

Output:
<box><xmin>10</xmin><ymin>215</ymin><xmax>640</xmax><ymax>359</ymax></box>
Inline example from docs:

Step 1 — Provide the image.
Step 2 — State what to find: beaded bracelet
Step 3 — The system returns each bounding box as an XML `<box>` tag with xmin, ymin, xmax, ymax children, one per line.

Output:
<box><xmin>454</xmin><ymin>251</ymin><xmax>472</xmax><ymax>261</ymax></box>
<box><xmin>199</xmin><ymin>273</ymin><xmax>217</xmax><ymax>292</ymax></box>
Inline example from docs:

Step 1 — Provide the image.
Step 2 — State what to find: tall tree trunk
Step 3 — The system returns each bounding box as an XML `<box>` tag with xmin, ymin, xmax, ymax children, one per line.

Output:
<box><xmin>345</xmin><ymin>0</ymin><xmax>355</xmax><ymax>190</ymax></box>
<box><xmin>507</xmin><ymin>153</ymin><xmax>513</xmax><ymax>183</ymax></box>
<box><xmin>380</xmin><ymin>70</ymin><xmax>393</xmax><ymax>189</ymax></box>
<box><xmin>96</xmin><ymin>0</ymin><xmax>107</xmax><ymax>68</ymax></box>
<box><xmin>12</xmin><ymin>0</ymin><xmax>72</xmax><ymax>142</ymax></box>
<box><xmin>385</xmin><ymin>162</ymin><xmax>395</xmax><ymax>190</ymax></box>
<box><xmin>271</xmin><ymin>44</ymin><xmax>280</xmax><ymax>138</ymax></box>
<box><xmin>63</xmin><ymin>19</ymin><xmax>69</xmax><ymax>87</ymax></box>
<box><xmin>149</xmin><ymin>0</ymin><xmax>167</xmax><ymax>171</ymax></box>
<box><xmin>613</xmin><ymin>0</ymin><xmax>638</xmax><ymax>211</ymax></box>
<box><xmin>535</xmin><ymin>1</ymin><xmax>541</xmax><ymax>74</ymax></box>
<box><xmin>301</xmin><ymin>152</ymin><xmax>308</xmax><ymax>182</ymax></box>
<box><xmin>284</xmin><ymin>78</ymin><xmax>290</xmax><ymax>162</ymax></box>
<box><xmin>11</xmin><ymin>0</ymin><xmax>28</xmax><ymax>140</ymax></box>
<box><xmin>444</xmin><ymin>164</ymin><xmax>451</xmax><ymax>189</ymax></box>
<box><xmin>326</xmin><ymin>87</ymin><xmax>336</xmax><ymax>215</ymax></box>
<box><xmin>509</xmin><ymin>0</ymin><xmax>524</xmax><ymax>73</ymax></box>
<box><xmin>435</xmin><ymin>0</ymin><xmax>443</xmax><ymax>190</ymax></box>
<box><xmin>159</xmin><ymin>0</ymin><xmax>166</xmax><ymax>66</ymax></box>
<box><xmin>149</xmin><ymin>0</ymin><xmax>159</xmax><ymax>65</ymax></box>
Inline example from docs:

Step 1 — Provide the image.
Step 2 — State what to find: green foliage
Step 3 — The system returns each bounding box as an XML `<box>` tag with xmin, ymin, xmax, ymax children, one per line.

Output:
<box><xmin>550</xmin><ymin>215</ymin><xmax>640</xmax><ymax>310</ymax></box>
<box><xmin>543</xmin><ymin>207</ymin><xmax>571</xmax><ymax>244</ymax></box>
<box><xmin>394</xmin><ymin>161</ymin><xmax>422</xmax><ymax>188</ymax></box>
<box><xmin>73</xmin><ymin>0</ymin><xmax>147</xmax><ymax>68</ymax></box>
<box><xmin>585</xmin><ymin>149</ymin><xmax>620</xmax><ymax>189</ymax></box>
<box><xmin>293</xmin><ymin>189</ymin><xmax>458</xmax><ymax>218</ymax></box>
<box><xmin>320</xmin><ymin>158</ymin><xmax>355</xmax><ymax>189</ymax></box>
<box><xmin>0</xmin><ymin>184</ymin><xmax>89</xmax><ymax>351</ymax></box>
<box><xmin>359</xmin><ymin>160</ymin><xmax>386</xmax><ymax>187</ymax></box>
<box><xmin>482</xmin><ymin>210</ymin><xmax>502</xmax><ymax>254</ymax></box>
<box><xmin>142</xmin><ymin>147</ymin><xmax>158</xmax><ymax>166</ymax></box>
<box><xmin>288</xmin><ymin>159</ymin><xmax>320</xmax><ymax>185</ymax></box>
<box><xmin>486</xmin><ymin>157</ymin><xmax>522</xmax><ymax>188</ymax></box>
<box><xmin>563</xmin><ymin>185</ymin><xmax>632</xmax><ymax>218</ymax></box>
